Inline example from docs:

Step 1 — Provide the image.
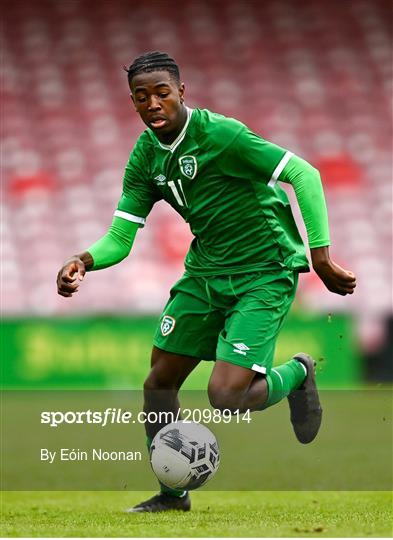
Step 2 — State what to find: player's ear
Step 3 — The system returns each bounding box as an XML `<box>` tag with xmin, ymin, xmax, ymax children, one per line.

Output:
<box><xmin>179</xmin><ymin>83</ymin><xmax>185</xmax><ymax>103</ymax></box>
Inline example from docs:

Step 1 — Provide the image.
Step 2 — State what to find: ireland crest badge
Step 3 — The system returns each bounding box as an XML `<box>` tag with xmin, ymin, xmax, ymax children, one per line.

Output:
<box><xmin>179</xmin><ymin>155</ymin><xmax>197</xmax><ymax>179</ymax></box>
<box><xmin>160</xmin><ymin>316</ymin><xmax>176</xmax><ymax>336</ymax></box>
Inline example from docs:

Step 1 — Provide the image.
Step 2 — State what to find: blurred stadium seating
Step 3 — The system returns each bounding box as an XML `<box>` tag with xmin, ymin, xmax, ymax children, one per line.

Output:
<box><xmin>2</xmin><ymin>0</ymin><xmax>392</xmax><ymax>352</ymax></box>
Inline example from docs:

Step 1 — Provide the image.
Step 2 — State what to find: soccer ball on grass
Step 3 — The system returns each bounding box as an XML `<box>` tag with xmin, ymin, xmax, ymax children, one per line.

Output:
<box><xmin>150</xmin><ymin>421</ymin><xmax>220</xmax><ymax>490</ymax></box>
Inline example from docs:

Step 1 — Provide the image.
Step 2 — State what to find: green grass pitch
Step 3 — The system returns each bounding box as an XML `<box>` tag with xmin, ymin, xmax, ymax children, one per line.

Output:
<box><xmin>1</xmin><ymin>491</ymin><xmax>392</xmax><ymax>537</ymax></box>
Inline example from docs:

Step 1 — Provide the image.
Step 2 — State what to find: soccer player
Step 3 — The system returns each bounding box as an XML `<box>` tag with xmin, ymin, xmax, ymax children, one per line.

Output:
<box><xmin>57</xmin><ymin>51</ymin><xmax>356</xmax><ymax>512</ymax></box>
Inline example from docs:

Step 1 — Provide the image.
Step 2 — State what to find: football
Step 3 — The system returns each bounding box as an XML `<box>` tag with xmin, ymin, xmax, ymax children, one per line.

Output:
<box><xmin>150</xmin><ymin>421</ymin><xmax>220</xmax><ymax>490</ymax></box>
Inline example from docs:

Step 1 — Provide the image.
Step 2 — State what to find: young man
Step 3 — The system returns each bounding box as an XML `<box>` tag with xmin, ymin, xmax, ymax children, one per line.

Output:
<box><xmin>57</xmin><ymin>51</ymin><xmax>356</xmax><ymax>512</ymax></box>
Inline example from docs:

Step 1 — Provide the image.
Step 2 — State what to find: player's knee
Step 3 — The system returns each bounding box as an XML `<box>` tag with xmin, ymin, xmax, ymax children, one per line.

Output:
<box><xmin>208</xmin><ymin>382</ymin><xmax>241</xmax><ymax>412</ymax></box>
<box><xmin>143</xmin><ymin>367</ymin><xmax>177</xmax><ymax>393</ymax></box>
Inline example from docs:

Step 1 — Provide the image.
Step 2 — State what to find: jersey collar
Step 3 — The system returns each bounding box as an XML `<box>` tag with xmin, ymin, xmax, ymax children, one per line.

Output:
<box><xmin>154</xmin><ymin>107</ymin><xmax>193</xmax><ymax>153</ymax></box>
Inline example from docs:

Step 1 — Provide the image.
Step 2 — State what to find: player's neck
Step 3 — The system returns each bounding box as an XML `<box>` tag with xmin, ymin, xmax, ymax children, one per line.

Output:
<box><xmin>156</xmin><ymin>105</ymin><xmax>188</xmax><ymax>145</ymax></box>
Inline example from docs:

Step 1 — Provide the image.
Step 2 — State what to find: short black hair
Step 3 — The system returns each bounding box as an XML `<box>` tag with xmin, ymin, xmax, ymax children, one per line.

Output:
<box><xmin>125</xmin><ymin>51</ymin><xmax>180</xmax><ymax>86</ymax></box>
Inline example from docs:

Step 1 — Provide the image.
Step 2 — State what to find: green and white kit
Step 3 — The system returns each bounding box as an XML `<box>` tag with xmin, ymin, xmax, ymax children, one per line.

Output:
<box><xmin>88</xmin><ymin>107</ymin><xmax>330</xmax><ymax>371</ymax></box>
<box><xmin>153</xmin><ymin>269</ymin><xmax>298</xmax><ymax>372</ymax></box>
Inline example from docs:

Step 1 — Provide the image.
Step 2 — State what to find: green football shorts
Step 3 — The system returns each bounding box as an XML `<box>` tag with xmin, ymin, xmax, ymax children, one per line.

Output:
<box><xmin>153</xmin><ymin>269</ymin><xmax>298</xmax><ymax>374</ymax></box>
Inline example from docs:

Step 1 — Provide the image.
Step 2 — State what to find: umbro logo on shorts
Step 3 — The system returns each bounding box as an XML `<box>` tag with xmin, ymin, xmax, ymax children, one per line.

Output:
<box><xmin>161</xmin><ymin>316</ymin><xmax>176</xmax><ymax>336</ymax></box>
<box><xmin>233</xmin><ymin>343</ymin><xmax>250</xmax><ymax>356</ymax></box>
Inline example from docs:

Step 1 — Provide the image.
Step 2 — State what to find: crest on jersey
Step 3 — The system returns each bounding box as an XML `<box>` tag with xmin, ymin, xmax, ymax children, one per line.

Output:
<box><xmin>179</xmin><ymin>155</ymin><xmax>197</xmax><ymax>179</ymax></box>
<box><xmin>161</xmin><ymin>316</ymin><xmax>176</xmax><ymax>336</ymax></box>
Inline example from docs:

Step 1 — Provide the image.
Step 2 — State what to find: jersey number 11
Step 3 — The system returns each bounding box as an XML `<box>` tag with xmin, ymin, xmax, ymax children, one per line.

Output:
<box><xmin>168</xmin><ymin>179</ymin><xmax>188</xmax><ymax>208</ymax></box>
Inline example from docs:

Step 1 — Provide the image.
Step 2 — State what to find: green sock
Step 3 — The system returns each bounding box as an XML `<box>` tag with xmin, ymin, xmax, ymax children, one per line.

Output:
<box><xmin>147</xmin><ymin>436</ymin><xmax>187</xmax><ymax>498</ymax></box>
<box><xmin>264</xmin><ymin>359</ymin><xmax>307</xmax><ymax>409</ymax></box>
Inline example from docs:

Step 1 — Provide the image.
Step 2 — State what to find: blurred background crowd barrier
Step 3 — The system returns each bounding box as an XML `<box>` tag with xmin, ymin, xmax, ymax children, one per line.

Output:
<box><xmin>2</xmin><ymin>0</ymin><xmax>392</xmax><ymax>387</ymax></box>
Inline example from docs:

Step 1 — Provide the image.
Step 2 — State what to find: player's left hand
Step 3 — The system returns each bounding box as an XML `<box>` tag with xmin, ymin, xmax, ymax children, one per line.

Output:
<box><xmin>311</xmin><ymin>247</ymin><xmax>356</xmax><ymax>296</ymax></box>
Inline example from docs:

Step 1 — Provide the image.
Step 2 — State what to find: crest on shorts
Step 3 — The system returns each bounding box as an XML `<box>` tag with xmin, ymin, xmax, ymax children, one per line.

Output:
<box><xmin>161</xmin><ymin>315</ymin><xmax>176</xmax><ymax>336</ymax></box>
<box><xmin>179</xmin><ymin>155</ymin><xmax>197</xmax><ymax>179</ymax></box>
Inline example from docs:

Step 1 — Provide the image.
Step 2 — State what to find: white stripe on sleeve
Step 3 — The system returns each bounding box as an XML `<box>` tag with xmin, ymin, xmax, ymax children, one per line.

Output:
<box><xmin>268</xmin><ymin>151</ymin><xmax>294</xmax><ymax>187</ymax></box>
<box><xmin>114</xmin><ymin>210</ymin><xmax>146</xmax><ymax>225</ymax></box>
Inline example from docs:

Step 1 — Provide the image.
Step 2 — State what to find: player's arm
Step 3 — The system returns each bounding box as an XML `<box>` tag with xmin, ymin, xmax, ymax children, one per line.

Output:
<box><xmin>57</xmin><ymin>216</ymin><xmax>139</xmax><ymax>297</ymax></box>
<box><xmin>278</xmin><ymin>155</ymin><xmax>356</xmax><ymax>296</ymax></box>
<box><xmin>57</xmin><ymin>134</ymin><xmax>160</xmax><ymax>298</ymax></box>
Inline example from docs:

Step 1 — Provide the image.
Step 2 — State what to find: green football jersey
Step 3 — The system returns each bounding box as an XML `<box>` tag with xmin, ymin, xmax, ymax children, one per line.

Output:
<box><xmin>116</xmin><ymin>108</ymin><xmax>309</xmax><ymax>276</ymax></box>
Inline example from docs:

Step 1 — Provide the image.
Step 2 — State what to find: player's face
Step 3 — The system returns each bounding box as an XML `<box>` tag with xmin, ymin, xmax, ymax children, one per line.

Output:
<box><xmin>130</xmin><ymin>71</ymin><xmax>186</xmax><ymax>143</ymax></box>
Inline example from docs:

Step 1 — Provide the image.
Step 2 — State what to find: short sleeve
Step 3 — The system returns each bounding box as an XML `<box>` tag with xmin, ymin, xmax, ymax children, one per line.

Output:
<box><xmin>115</xmin><ymin>137</ymin><xmax>161</xmax><ymax>227</ymax></box>
<box><xmin>224</xmin><ymin>126</ymin><xmax>292</xmax><ymax>184</ymax></box>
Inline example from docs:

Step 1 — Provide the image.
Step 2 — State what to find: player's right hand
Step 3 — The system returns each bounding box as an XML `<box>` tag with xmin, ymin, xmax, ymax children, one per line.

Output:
<box><xmin>57</xmin><ymin>257</ymin><xmax>86</xmax><ymax>297</ymax></box>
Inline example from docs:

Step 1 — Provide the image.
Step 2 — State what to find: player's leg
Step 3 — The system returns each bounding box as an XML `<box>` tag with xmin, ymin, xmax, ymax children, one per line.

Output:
<box><xmin>208</xmin><ymin>358</ymin><xmax>307</xmax><ymax>412</ymax></box>
<box><xmin>128</xmin><ymin>274</ymin><xmax>224</xmax><ymax>513</ymax></box>
<box><xmin>207</xmin><ymin>360</ymin><xmax>264</xmax><ymax>411</ymax></box>
<box><xmin>208</xmin><ymin>354</ymin><xmax>321</xmax><ymax>444</ymax></box>
<box><xmin>128</xmin><ymin>347</ymin><xmax>199</xmax><ymax>513</ymax></box>
<box><xmin>208</xmin><ymin>269</ymin><xmax>322</xmax><ymax>443</ymax></box>
<box><xmin>143</xmin><ymin>346</ymin><xmax>200</xmax><ymax>441</ymax></box>
<box><xmin>208</xmin><ymin>356</ymin><xmax>307</xmax><ymax>412</ymax></box>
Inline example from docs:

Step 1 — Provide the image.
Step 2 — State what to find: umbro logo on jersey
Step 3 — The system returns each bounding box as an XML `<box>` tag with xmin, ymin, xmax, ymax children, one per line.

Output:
<box><xmin>233</xmin><ymin>343</ymin><xmax>250</xmax><ymax>356</ymax></box>
<box><xmin>161</xmin><ymin>315</ymin><xmax>176</xmax><ymax>336</ymax></box>
<box><xmin>154</xmin><ymin>174</ymin><xmax>167</xmax><ymax>185</ymax></box>
<box><xmin>179</xmin><ymin>155</ymin><xmax>197</xmax><ymax>179</ymax></box>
